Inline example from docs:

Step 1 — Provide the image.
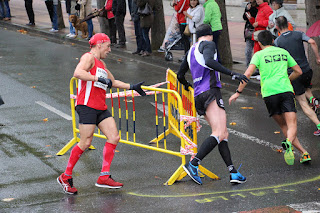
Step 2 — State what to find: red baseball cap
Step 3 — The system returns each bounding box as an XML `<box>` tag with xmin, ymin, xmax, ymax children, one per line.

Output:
<box><xmin>89</xmin><ymin>33</ymin><xmax>110</xmax><ymax>47</ymax></box>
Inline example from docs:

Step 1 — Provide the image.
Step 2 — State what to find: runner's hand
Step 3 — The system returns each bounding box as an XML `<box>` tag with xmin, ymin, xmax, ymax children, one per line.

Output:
<box><xmin>183</xmin><ymin>81</ymin><xmax>193</xmax><ymax>91</ymax></box>
<box><xmin>130</xmin><ymin>81</ymin><xmax>146</xmax><ymax>96</ymax></box>
<box><xmin>229</xmin><ymin>93</ymin><xmax>240</xmax><ymax>105</ymax></box>
<box><xmin>232</xmin><ymin>73</ymin><xmax>249</xmax><ymax>84</ymax></box>
<box><xmin>98</xmin><ymin>77</ymin><xmax>113</xmax><ymax>88</ymax></box>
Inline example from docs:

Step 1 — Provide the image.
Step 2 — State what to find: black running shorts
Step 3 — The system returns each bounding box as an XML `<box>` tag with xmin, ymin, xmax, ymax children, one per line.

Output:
<box><xmin>291</xmin><ymin>69</ymin><xmax>313</xmax><ymax>96</ymax></box>
<box><xmin>195</xmin><ymin>88</ymin><xmax>225</xmax><ymax>116</ymax></box>
<box><xmin>75</xmin><ymin>105</ymin><xmax>112</xmax><ymax>125</ymax></box>
<box><xmin>264</xmin><ymin>92</ymin><xmax>297</xmax><ymax>117</ymax></box>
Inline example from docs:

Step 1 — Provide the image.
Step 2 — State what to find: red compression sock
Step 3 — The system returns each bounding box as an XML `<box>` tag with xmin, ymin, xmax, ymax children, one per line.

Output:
<box><xmin>101</xmin><ymin>142</ymin><xmax>117</xmax><ymax>175</ymax></box>
<box><xmin>64</xmin><ymin>144</ymin><xmax>84</xmax><ymax>176</ymax></box>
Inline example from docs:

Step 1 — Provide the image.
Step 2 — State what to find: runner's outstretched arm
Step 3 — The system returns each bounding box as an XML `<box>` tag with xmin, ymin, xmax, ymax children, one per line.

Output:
<box><xmin>308</xmin><ymin>38</ymin><xmax>320</xmax><ymax>64</ymax></box>
<box><xmin>228</xmin><ymin>64</ymin><xmax>256</xmax><ymax>105</ymax></box>
<box><xmin>201</xmin><ymin>42</ymin><xmax>249</xmax><ymax>84</ymax></box>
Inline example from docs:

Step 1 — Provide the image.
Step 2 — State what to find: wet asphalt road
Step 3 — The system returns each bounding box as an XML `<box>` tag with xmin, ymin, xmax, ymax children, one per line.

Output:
<box><xmin>1</xmin><ymin>28</ymin><xmax>320</xmax><ymax>212</ymax></box>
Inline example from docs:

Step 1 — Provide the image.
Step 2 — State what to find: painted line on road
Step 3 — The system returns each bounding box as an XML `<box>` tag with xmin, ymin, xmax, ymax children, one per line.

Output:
<box><xmin>288</xmin><ymin>201</ymin><xmax>320</xmax><ymax>212</ymax></box>
<box><xmin>36</xmin><ymin>101</ymin><xmax>72</xmax><ymax>120</ymax></box>
<box><xmin>128</xmin><ymin>175</ymin><xmax>320</xmax><ymax>198</ymax></box>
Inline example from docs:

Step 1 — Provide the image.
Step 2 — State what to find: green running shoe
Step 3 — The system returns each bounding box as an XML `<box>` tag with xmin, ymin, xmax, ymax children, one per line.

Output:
<box><xmin>300</xmin><ymin>152</ymin><xmax>311</xmax><ymax>164</ymax></box>
<box><xmin>282</xmin><ymin>140</ymin><xmax>295</xmax><ymax>165</ymax></box>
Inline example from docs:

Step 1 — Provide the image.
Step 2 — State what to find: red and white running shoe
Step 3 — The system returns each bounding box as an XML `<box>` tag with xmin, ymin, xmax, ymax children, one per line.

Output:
<box><xmin>57</xmin><ymin>173</ymin><xmax>78</xmax><ymax>194</ymax></box>
<box><xmin>95</xmin><ymin>175</ymin><xmax>123</xmax><ymax>189</ymax></box>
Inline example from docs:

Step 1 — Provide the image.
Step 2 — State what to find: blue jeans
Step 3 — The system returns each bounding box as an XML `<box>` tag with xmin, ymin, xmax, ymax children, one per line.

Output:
<box><xmin>134</xmin><ymin>20</ymin><xmax>145</xmax><ymax>52</ymax></box>
<box><xmin>68</xmin><ymin>14</ymin><xmax>75</xmax><ymax>34</ymax></box>
<box><xmin>52</xmin><ymin>5</ymin><xmax>58</xmax><ymax>30</ymax></box>
<box><xmin>0</xmin><ymin>0</ymin><xmax>11</xmax><ymax>18</ymax></box>
<box><xmin>141</xmin><ymin>27</ymin><xmax>151</xmax><ymax>53</ymax></box>
<box><xmin>86</xmin><ymin>19</ymin><xmax>93</xmax><ymax>38</ymax></box>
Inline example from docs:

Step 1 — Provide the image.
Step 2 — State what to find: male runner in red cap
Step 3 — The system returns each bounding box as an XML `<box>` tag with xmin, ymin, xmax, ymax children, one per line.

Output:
<box><xmin>57</xmin><ymin>33</ymin><xmax>146</xmax><ymax>194</ymax></box>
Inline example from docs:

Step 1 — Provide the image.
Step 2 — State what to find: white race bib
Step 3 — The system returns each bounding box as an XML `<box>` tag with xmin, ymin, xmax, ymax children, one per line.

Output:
<box><xmin>93</xmin><ymin>67</ymin><xmax>108</xmax><ymax>91</ymax></box>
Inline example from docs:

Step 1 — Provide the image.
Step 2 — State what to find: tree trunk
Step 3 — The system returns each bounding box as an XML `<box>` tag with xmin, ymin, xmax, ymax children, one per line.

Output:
<box><xmin>216</xmin><ymin>0</ymin><xmax>232</xmax><ymax>66</ymax></box>
<box><xmin>97</xmin><ymin>0</ymin><xmax>109</xmax><ymax>33</ymax></box>
<box><xmin>57</xmin><ymin>1</ymin><xmax>65</xmax><ymax>29</ymax></box>
<box><xmin>305</xmin><ymin>0</ymin><xmax>320</xmax><ymax>89</ymax></box>
<box><xmin>151</xmin><ymin>0</ymin><xmax>166</xmax><ymax>51</ymax></box>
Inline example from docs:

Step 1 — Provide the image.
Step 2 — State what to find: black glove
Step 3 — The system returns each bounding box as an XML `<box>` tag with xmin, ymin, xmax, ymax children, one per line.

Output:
<box><xmin>232</xmin><ymin>73</ymin><xmax>249</xmax><ymax>84</ymax></box>
<box><xmin>98</xmin><ymin>77</ymin><xmax>112</xmax><ymax>88</ymax></box>
<box><xmin>182</xmin><ymin>81</ymin><xmax>193</xmax><ymax>91</ymax></box>
<box><xmin>130</xmin><ymin>81</ymin><xmax>146</xmax><ymax>96</ymax></box>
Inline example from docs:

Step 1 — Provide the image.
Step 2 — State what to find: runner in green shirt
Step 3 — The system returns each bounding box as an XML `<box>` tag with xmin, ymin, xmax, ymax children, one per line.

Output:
<box><xmin>229</xmin><ymin>30</ymin><xmax>311</xmax><ymax>165</ymax></box>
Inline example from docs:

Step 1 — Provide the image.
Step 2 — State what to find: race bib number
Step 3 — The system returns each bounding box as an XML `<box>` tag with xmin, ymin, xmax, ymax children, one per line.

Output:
<box><xmin>93</xmin><ymin>67</ymin><xmax>108</xmax><ymax>91</ymax></box>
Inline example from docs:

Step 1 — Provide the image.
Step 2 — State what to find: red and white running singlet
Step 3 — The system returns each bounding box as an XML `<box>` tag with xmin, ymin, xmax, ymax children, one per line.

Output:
<box><xmin>76</xmin><ymin>53</ymin><xmax>108</xmax><ymax>110</ymax></box>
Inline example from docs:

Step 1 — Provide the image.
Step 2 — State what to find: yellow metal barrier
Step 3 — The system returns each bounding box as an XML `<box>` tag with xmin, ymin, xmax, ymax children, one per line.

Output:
<box><xmin>57</xmin><ymin>70</ymin><xmax>219</xmax><ymax>185</ymax></box>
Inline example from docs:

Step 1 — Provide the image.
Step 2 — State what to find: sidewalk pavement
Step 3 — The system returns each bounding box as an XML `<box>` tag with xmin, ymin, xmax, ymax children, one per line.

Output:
<box><xmin>1</xmin><ymin>0</ymin><xmax>307</xmax><ymax>74</ymax></box>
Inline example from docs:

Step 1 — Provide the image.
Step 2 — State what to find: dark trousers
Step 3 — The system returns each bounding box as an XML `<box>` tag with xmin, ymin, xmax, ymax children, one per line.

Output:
<box><xmin>127</xmin><ymin>0</ymin><xmax>132</xmax><ymax>15</ymax></box>
<box><xmin>25</xmin><ymin>0</ymin><xmax>34</xmax><ymax>24</ymax></box>
<box><xmin>115</xmin><ymin>14</ymin><xmax>126</xmax><ymax>44</ymax></box>
<box><xmin>134</xmin><ymin>20</ymin><xmax>145</xmax><ymax>52</ymax></box>
<box><xmin>212</xmin><ymin>30</ymin><xmax>221</xmax><ymax>63</ymax></box>
<box><xmin>179</xmin><ymin>24</ymin><xmax>190</xmax><ymax>54</ymax></box>
<box><xmin>107</xmin><ymin>18</ymin><xmax>117</xmax><ymax>44</ymax></box>
<box><xmin>45</xmin><ymin>1</ymin><xmax>54</xmax><ymax>23</ymax></box>
<box><xmin>141</xmin><ymin>27</ymin><xmax>151</xmax><ymax>53</ymax></box>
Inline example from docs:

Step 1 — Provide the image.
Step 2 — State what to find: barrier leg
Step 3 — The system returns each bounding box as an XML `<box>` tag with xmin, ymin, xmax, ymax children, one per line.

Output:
<box><xmin>199</xmin><ymin>165</ymin><xmax>220</xmax><ymax>180</ymax></box>
<box><xmin>56</xmin><ymin>137</ymin><xmax>79</xmax><ymax>156</ymax></box>
<box><xmin>164</xmin><ymin>165</ymin><xmax>185</xmax><ymax>185</ymax></box>
<box><xmin>176</xmin><ymin>170</ymin><xmax>187</xmax><ymax>181</ymax></box>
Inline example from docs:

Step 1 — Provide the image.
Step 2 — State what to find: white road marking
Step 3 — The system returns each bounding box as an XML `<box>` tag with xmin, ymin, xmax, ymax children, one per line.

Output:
<box><xmin>288</xmin><ymin>202</ymin><xmax>320</xmax><ymax>212</ymax></box>
<box><xmin>36</xmin><ymin>101</ymin><xmax>72</xmax><ymax>120</ymax></box>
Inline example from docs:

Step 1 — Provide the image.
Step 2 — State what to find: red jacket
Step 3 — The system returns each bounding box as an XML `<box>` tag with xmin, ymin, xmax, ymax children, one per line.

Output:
<box><xmin>105</xmin><ymin>0</ymin><xmax>115</xmax><ymax>19</ymax></box>
<box><xmin>249</xmin><ymin>2</ymin><xmax>273</xmax><ymax>31</ymax></box>
<box><xmin>174</xmin><ymin>0</ymin><xmax>189</xmax><ymax>24</ymax></box>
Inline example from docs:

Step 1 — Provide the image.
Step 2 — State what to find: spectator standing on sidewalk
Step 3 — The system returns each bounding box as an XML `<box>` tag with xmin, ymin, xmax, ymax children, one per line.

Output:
<box><xmin>275</xmin><ymin>16</ymin><xmax>320</xmax><ymax>136</ymax></box>
<box><xmin>172</xmin><ymin>0</ymin><xmax>190</xmax><ymax>61</ymax></box>
<box><xmin>103</xmin><ymin>0</ymin><xmax>117</xmax><ymax>45</ymax></box>
<box><xmin>131</xmin><ymin>0</ymin><xmax>145</xmax><ymax>55</ymax></box>
<box><xmin>243</xmin><ymin>0</ymin><xmax>258</xmax><ymax>67</ymax></box>
<box><xmin>246</xmin><ymin>0</ymin><xmax>272</xmax><ymax>79</ymax></box>
<box><xmin>78</xmin><ymin>0</ymin><xmax>94</xmax><ymax>39</ymax></box>
<box><xmin>44</xmin><ymin>0</ymin><xmax>59</xmax><ymax>32</ymax></box>
<box><xmin>203</xmin><ymin>0</ymin><xmax>222</xmax><ymax>63</ymax></box>
<box><xmin>112</xmin><ymin>0</ymin><xmax>127</xmax><ymax>47</ymax></box>
<box><xmin>66</xmin><ymin>0</ymin><xmax>77</xmax><ymax>38</ymax></box>
<box><xmin>137</xmin><ymin>0</ymin><xmax>155</xmax><ymax>57</ymax></box>
<box><xmin>267</xmin><ymin>0</ymin><xmax>295</xmax><ymax>38</ymax></box>
<box><xmin>25</xmin><ymin>0</ymin><xmax>35</xmax><ymax>26</ymax></box>
<box><xmin>183</xmin><ymin>0</ymin><xmax>205</xmax><ymax>45</ymax></box>
<box><xmin>0</xmin><ymin>0</ymin><xmax>11</xmax><ymax>21</ymax></box>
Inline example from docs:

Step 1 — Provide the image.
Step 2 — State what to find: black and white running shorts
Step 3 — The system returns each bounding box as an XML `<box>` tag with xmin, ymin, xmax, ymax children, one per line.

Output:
<box><xmin>75</xmin><ymin>105</ymin><xmax>112</xmax><ymax>125</ymax></box>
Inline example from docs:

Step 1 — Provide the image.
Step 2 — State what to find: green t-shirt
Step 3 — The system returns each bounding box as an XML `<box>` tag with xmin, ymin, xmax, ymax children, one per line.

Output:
<box><xmin>250</xmin><ymin>46</ymin><xmax>297</xmax><ymax>98</ymax></box>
